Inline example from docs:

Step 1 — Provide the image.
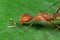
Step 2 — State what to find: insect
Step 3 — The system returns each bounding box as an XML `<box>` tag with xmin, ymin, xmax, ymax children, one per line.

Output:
<box><xmin>19</xmin><ymin>1</ymin><xmax>60</xmax><ymax>40</ymax></box>
<box><xmin>20</xmin><ymin>7</ymin><xmax>60</xmax><ymax>31</ymax></box>
<box><xmin>8</xmin><ymin>1</ymin><xmax>60</xmax><ymax>40</ymax></box>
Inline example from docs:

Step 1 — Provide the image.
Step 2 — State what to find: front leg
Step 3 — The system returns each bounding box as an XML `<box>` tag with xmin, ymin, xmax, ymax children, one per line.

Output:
<box><xmin>23</xmin><ymin>21</ymin><xmax>34</xmax><ymax>32</ymax></box>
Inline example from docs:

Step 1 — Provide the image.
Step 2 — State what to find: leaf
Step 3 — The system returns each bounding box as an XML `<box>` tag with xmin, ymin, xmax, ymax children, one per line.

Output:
<box><xmin>0</xmin><ymin>0</ymin><xmax>60</xmax><ymax>40</ymax></box>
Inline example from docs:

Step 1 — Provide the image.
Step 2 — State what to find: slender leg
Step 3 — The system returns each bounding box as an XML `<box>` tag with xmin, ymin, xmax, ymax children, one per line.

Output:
<box><xmin>53</xmin><ymin>24</ymin><xmax>60</xmax><ymax>28</ymax></box>
<box><xmin>53</xmin><ymin>7</ymin><xmax>60</xmax><ymax>18</ymax></box>
<box><xmin>56</xmin><ymin>7</ymin><xmax>60</xmax><ymax>13</ymax></box>
<box><xmin>44</xmin><ymin>1</ymin><xmax>60</xmax><ymax>12</ymax></box>
<box><xmin>24</xmin><ymin>22</ymin><xmax>34</xmax><ymax>32</ymax></box>
<box><xmin>41</xmin><ymin>28</ymin><xmax>59</xmax><ymax>40</ymax></box>
<box><xmin>41</xmin><ymin>21</ymin><xmax>60</xmax><ymax>40</ymax></box>
<box><xmin>39</xmin><ymin>9</ymin><xmax>43</xmax><ymax>12</ymax></box>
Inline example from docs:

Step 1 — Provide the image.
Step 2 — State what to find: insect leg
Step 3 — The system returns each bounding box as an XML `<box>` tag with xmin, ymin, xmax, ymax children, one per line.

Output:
<box><xmin>41</xmin><ymin>21</ymin><xmax>60</xmax><ymax>40</ymax></box>
<box><xmin>41</xmin><ymin>28</ymin><xmax>59</xmax><ymax>40</ymax></box>
<box><xmin>23</xmin><ymin>21</ymin><xmax>34</xmax><ymax>32</ymax></box>
<box><xmin>44</xmin><ymin>0</ymin><xmax>60</xmax><ymax>12</ymax></box>
<box><xmin>56</xmin><ymin>6</ymin><xmax>60</xmax><ymax>13</ymax></box>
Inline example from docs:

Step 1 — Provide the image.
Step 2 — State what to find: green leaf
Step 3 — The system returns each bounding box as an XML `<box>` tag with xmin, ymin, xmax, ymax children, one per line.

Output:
<box><xmin>0</xmin><ymin>0</ymin><xmax>60</xmax><ymax>40</ymax></box>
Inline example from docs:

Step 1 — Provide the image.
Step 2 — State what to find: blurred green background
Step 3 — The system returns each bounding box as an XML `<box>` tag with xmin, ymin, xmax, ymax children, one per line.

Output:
<box><xmin>0</xmin><ymin>0</ymin><xmax>60</xmax><ymax>40</ymax></box>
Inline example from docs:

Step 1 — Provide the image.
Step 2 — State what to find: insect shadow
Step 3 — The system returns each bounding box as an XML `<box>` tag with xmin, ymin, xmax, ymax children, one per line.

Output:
<box><xmin>21</xmin><ymin>22</ymin><xmax>55</xmax><ymax>30</ymax></box>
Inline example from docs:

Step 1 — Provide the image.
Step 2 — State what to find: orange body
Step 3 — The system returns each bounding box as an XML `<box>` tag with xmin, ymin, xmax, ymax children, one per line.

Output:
<box><xmin>20</xmin><ymin>12</ymin><xmax>54</xmax><ymax>24</ymax></box>
<box><xmin>33</xmin><ymin>12</ymin><xmax>53</xmax><ymax>22</ymax></box>
<box><xmin>20</xmin><ymin>14</ymin><xmax>32</xmax><ymax>24</ymax></box>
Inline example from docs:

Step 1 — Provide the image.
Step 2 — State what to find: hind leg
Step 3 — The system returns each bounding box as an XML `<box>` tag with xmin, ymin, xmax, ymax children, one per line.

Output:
<box><xmin>44</xmin><ymin>1</ymin><xmax>60</xmax><ymax>12</ymax></box>
<box><xmin>41</xmin><ymin>21</ymin><xmax>60</xmax><ymax>40</ymax></box>
<box><xmin>55</xmin><ymin>6</ymin><xmax>60</xmax><ymax>13</ymax></box>
<box><xmin>48</xmin><ymin>21</ymin><xmax>60</xmax><ymax>28</ymax></box>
